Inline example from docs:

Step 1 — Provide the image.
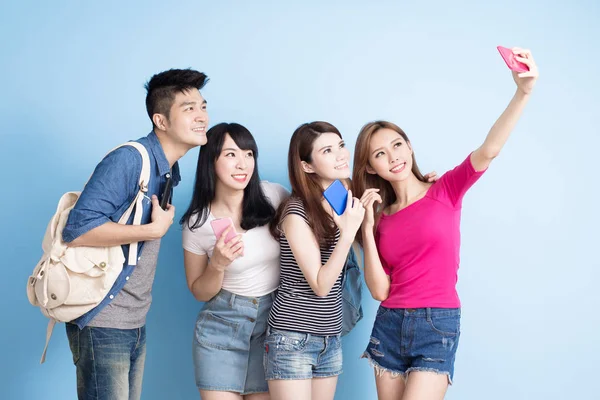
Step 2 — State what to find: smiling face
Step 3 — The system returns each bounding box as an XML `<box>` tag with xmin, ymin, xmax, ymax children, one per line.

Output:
<box><xmin>161</xmin><ymin>89</ymin><xmax>209</xmax><ymax>149</ymax></box>
<box><xmin>301</xmin><ymin>132</ymin><xmax>351</xmax><ymax>187</ymax></box>
<box><xmin>366</xmin><ymin>128</ymin><xmax>414</xmax><ymax>182</ymax></box>
<box><xmin>214</xmin><ymin>133</ymin><xmax>256</xmax><ymax>191</ymax></box>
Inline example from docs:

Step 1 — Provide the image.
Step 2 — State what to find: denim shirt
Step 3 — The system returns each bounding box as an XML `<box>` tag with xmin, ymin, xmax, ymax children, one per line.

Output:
<box><xmin>62</xmin><ymin>131</ymin><xmax>181</xmax><ymax>329</ymax></box>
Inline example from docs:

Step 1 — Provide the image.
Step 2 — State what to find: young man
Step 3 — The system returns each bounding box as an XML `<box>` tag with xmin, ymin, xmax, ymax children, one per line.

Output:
<box><xmin>62</xmin><ymin>68</ymin><xmax>209</xmax><ymax>400</ymax></box>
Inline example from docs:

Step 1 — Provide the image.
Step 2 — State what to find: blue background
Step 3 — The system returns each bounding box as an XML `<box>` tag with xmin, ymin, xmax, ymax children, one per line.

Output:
<box><xmin>1</xmin><ymin>1</ymin><xmax>598</xmax><ymax>399</ymax></box>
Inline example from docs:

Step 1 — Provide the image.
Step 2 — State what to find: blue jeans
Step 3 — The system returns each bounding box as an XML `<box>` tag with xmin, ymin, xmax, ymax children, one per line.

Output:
<box><xmin>66</xmin><ymin>323</ymin><xmax>147</xmax><ymax>400</ymax></box>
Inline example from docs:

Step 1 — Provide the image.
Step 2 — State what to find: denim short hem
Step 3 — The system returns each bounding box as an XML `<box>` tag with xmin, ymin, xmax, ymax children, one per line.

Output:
<box><xmin>313</xmin><ymin>370</ymin><xmax>343</xmax><ymax>379</ymax></box>
<box><xmin>242</xmin><ymin>389</ymin><xmax>269</xmax><ymax>395</ymax></box>
<box><xmin>266</xmin><ymin>370</ymin><xmax>342</xmax><ymax>381</ymax></box>
<box><xmin>361</xmin><ymin>352</ymin><xmax>405</xmax><ymax>379</ymax></box>
<box><xmin>197</xmin><ymin>385</ymin><xmax>269</xmax><ymax>394</ymax></box>
<box><xmin>362</xmin><ymin>352</ymin><xmax>453</xmax><ymax>384</ymax></box>
<box><xmin>405</xmin><ymin>367</ymin><xmax>452</xmax><ymax>385</ymax></box>
<box><xmin>266</xmin><ymin>374</ymin><xmax>313</xmax><ymax>381</ymax></box>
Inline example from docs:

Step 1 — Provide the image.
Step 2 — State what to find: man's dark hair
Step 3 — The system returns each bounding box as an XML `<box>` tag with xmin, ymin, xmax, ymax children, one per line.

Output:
<box><xmin>144</xmin><ymin>68</ymin><xmax>208</xmax><ymax>126</ymax></box>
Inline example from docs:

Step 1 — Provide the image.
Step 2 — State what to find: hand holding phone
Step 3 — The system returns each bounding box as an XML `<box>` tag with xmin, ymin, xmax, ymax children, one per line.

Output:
<box><xmin>323</xmin><ymin>180</ymin><xmax>349</xmax><ymax>216</ymax></box>
<box><xmin>160</xmin><ymin>175</ymin><xmax>173</xmax><ymax>210</ymax></box>
<box><xmin>210</xmin><ymin>217</ymin><xmax>238</xmax><ymax>244</ymax></box>
<box><xmin>209</xmin><ymin>217</ymin><xmax>243</xmax><ymax>270</ymax></box>
<box><xmin>497</xmin><ymin>46</ymin><xmax>529</xmax><ymax>73</ymax></box>
<box><xmin>331</xmin><ymin>187</ymin><xmax>365</xmax><ymax>240</ymax></box>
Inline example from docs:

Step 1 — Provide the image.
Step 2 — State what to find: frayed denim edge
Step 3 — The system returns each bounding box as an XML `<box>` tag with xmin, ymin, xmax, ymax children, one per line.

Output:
<box><xmin>361</xmin><ymin>351</ymin><xmax>404</xmax><ymax>379</ymax></box>
<box><xmin>405</xmin><ymin>367</ymin><xmax>452</xmax><ymax>385</ymax></box>
<box><xmin>196</xmin><ymin>385</ymin><xmax>268</xmax><ymax>394</ymax></box>
<box><xmin>361</xmin><ymin>352</ymin><xmax>453</xmax><ymax>385</ymax></box>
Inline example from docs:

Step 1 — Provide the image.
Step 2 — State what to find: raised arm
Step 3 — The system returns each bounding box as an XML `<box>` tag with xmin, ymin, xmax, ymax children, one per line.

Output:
<box><xmin>471</xmin><ymin>48</ymin><xmax>539</xmax><ymax>171</ymax></box>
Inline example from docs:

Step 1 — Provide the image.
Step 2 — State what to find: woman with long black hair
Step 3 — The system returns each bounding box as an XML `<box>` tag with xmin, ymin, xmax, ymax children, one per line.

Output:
<box><xmin>181</xmin><ymin>122</ymin><xmax>289</xmax><ymax>400</ymax></box>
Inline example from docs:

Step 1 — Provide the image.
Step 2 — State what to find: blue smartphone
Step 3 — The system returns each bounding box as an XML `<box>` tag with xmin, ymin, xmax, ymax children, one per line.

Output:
<box><xmin>323</xmin><ymin>180</ymin><xmax>348</xmax><ymax>216</ymax></box>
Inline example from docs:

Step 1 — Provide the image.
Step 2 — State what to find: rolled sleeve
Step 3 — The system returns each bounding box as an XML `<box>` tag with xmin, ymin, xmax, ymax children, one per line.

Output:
<box><xmin>62</xmin><ymin>146</ymin><xmax>142</xmax><ymax>242</ymax></box>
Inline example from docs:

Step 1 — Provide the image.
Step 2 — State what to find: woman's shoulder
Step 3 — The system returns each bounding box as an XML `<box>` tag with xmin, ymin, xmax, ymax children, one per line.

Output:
<box><xmin>280</xmin><ymin>196</ymin><xmax>310</xmax><ymax>224</ymax></box>
<box><xmin>181</xmin><ymin>212</ymin><xmax>215</xmax><ymax>255</ymax></box>
<box><xmin>285</xmin><ymin>195</ymin><xmax>306</xmax><ymax>210</ymax></box>
<box><xmin>260</xmin><ymin>180</ymin><xmax>291</xmax><ymax>207</ymax></box>
<box><xmin>182</xmin><ymin>212</ymin><xmax>214</xmax><ymax>235</ymax></box>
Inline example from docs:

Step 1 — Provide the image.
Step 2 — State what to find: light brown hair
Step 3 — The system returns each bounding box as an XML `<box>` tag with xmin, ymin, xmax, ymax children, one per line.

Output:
<box><xmin>352</xmin><ymin>121</ymin><xmax>426</xmax><ymax>244</ymax></box>
<box><xmin>270</xmin><ymin>121</ymin><xmax>347</xmax><ymax>246</ymax></box>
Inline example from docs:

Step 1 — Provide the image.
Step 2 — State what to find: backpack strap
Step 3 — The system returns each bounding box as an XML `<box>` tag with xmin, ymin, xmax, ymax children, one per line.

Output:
<box><xmin>110</xmin><ymin>142</ymin><xmax>151</xmax><ymax>265</ymax></box>
<box><xmin>40</xmin><ymin>319</ymin><xmax>57</xmax><ymax>364</ymax></box>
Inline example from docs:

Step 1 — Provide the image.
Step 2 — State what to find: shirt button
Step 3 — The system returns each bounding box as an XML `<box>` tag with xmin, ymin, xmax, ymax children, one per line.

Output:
<box><xmin>138</xmin><ymin>257</ymin><xmax>141</xmax><ymax>261</ymax></box>
<box><xmin>109</xmin><ymin>295</ymin><xmax>114</xmax><ymax>300</ymax></box>
<box><xmin>126</xmin><ymin>276</ymin><xmax>130</xmax><ymax>281</ymax></box>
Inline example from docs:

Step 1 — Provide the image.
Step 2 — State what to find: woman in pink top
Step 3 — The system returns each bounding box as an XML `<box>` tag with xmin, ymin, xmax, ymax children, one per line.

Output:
<box><xmin>352</xmin><ymin>48</ymin><xmax>539</xmax><ymax>400</ymax></box>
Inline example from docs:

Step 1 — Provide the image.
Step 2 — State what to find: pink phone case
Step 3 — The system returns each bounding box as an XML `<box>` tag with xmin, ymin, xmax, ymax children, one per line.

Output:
<box><xmin>210</xmin><ymin>217</ymin><xmax>238</xmax><ymax>243</ymax></box>
<box><xmin>497</xmin><ymin>46</ymin><xmax>529</xmax><ymax>73</ymax></box>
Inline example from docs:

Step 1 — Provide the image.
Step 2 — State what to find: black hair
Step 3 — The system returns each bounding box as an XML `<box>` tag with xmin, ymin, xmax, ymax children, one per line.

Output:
<box><xmin>181</xmin><ymin>122</ymin><xmax>275</xmax><ymax>231</ymax></box>
<box><xmin>144</xmin><ymin>68</ymin><xmax>209</xmax><ymax>126</ymax></box>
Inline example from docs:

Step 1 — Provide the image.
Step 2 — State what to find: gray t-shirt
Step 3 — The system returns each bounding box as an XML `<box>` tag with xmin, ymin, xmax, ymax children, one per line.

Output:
<box><xmin>87</xmin><ymin>239</ymin><xmax>161</xmax><ymax>329</ymax></box>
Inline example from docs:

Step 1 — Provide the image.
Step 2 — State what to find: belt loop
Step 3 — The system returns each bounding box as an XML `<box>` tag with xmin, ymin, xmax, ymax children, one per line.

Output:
<box><xmin>229</xmin><ymin>293</ymin><xmax>236</xmax><ymax>308</ymax></box>
<box><xmin>270</xmin><ymin>290</ymin><xmax>277</xmax><ymax>302</ymax></box>
<box><xmin>426</xmin><ymin>307</ymin><xmax>432</xmax><ymax>322</ymax></box>
<box><xmin>266</xmin><ymin>326</ymin><xmax>271</xmax><ymax>336</ymax></box>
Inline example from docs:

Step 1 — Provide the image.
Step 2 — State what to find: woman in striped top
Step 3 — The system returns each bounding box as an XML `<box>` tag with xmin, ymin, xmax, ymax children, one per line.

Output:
<box><xmin>265</xmin><ymin>121</ymin><xmax>369</xmax><ymax>400</ymax></box>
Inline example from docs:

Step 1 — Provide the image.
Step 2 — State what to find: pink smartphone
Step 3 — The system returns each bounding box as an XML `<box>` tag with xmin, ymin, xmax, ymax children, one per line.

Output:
<box><xmin>210</xmin><ymin>217</ymin><xmax>238</xmax><ymax>243</ymax></box>
<box><xmin>497</xmin><ymin>46</ymin><xmax>529</xmax><ymax>73</ymax></box>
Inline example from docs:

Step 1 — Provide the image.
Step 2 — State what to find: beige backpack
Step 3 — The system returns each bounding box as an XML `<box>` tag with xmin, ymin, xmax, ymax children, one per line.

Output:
<box><xmin>27</xmin><ymin>142</ymin><xmax>150</xmax><ymax>363</ymax></box>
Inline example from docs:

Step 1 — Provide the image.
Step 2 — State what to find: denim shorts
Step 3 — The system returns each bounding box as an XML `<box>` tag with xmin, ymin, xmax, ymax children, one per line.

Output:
<box><xmin>193</xmin><ymin>289</ymin><xmax>275</xmax><ymax>394</ymax></box>
<box><xmin>264</xmin><ymin>327</ymin><xmax>343</xmax><ymax>380</ymax></box>
<box><xmin>362</xmin><ymin>307</ymin><xmax>461</xmax><ymax>384</ymax></box>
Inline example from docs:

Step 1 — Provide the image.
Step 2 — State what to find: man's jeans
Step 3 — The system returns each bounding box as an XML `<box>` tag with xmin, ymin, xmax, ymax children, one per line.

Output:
<box><xmin>66</xmin><ymin>323</ymin><xmax>146</xmax><ymax>400</ymax></box>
